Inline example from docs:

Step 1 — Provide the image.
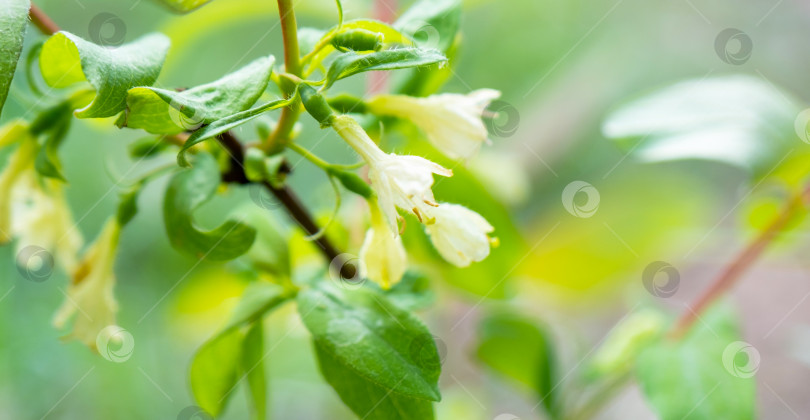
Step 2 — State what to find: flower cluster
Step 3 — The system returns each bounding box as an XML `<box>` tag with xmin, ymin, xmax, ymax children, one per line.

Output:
<box><xmin>0</xmin><ymin>121</ymin><xmax>123</xmax><ymax>349</ymax></box>
<box><xmin>329</xmin><ymin>90</ymin><xmax>500</xmax><ymax>288</ymax></box>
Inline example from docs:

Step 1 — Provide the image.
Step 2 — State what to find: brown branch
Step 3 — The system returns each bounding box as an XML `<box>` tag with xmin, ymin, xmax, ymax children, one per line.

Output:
<box><xmin>216</xmin><ymin>131</ymin><xmax>355</xmax><ymax>278</ymax></box>
<box><xmin>670</xmin><ymin>186</ymin><xmax>810</xmax><ymax>338</ymax></box>
<box><xmin>29</xmin><ymin>3</ymin><xmax>60</xmax><ymax>36</ymax></box>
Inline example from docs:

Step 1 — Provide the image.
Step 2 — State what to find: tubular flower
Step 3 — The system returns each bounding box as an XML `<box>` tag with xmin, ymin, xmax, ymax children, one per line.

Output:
<box><xmin>0</xmin><ymin>137</ymin><xmax>82</xmax><ymax>271</ymax></box>
<box><xmin>367</xmin><ymin>89</ymin><xmax>501</xmax><ymax>160</ymax></box>
<box><xmin>53</xmin><ymin>218</ymin><xmax>122</xmax><ymax>350</ymax></box>
<box><xmin>359</xmin><ymin>198</ymin><xmax>406</xmax><ymax>289</ymax></box>
<box><xmin>331</xmin><ymin>115</ymin><xmax>452</xmax><ymax>230</ymax></box>
<box><xmin>424</xmin><ymin>203</ymin><xmax>495</xmax><ymax>267</ymax></box>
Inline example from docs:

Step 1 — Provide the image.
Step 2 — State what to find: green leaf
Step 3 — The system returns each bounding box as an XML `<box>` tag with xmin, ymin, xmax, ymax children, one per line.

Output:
<box><xmin>190</xmin><ymin>282</ymin><xmax>289</xmax><ymax>418</ymax></box>
<box><xmin>241</xmin><ymin>321</ymin><xmax>266</xmax><ymax>420</ymax></box>
<box><xmin>297</xmin><ymin>281</ymin><xmax>441</xmax><ymax>401</ymax></box>
<box><xmin>177</xmin><ymin>97</ymin><xmax>290</xmax><ymax>167</ymax></box>
<box><xmin>239</xmin><ymin>207</ymin><xmax>290</xmax><ymax>278</ymax></box>
<box><xmin>314</xmin><ymin>342</ymin><xmax>435</xmax><ymax>420</ymax></box>
<box><xmin>586</xmin><ymin>308</ymin><xmax>666</xmax><ymax>380</ymax></box>
<box><xmin>368</xmin><ymin>271</ymin><xmax>434</xmax><ymax>311</ymax></box>
<box><xmin>163</xmin><ymin>152</ymin><xmax>256</xmax><ymax>260</ymax></box>
<box><xmin>636</xmin><ymin>302</ymin><xmax>755</xmax><ymax>420</ymax></box>
<box><xmin>602</xmin><ymin>75</ymin><xmax>800</xmax><ymax>175</ymax></box>
<box><xmin>39</xmin><ymin>32</ymin><xmax>169</xmax><ymax>118</ymax></box>
<box><xmin>222</xmin><ymin>282</ymin><xmax>288</xmax><ymax>333</ymax></box>
<box><xmin>190</xmin><ymin>327</ymin><xmax>243</xmax><ymax>417</ymax></box>
<box><xmin>120</xmin><ymin>55</ymin><xmax>275</xmax><ymax>134</ymax></box>
<box><xmin>394</xmin><ymin>0</ymin><xmax>461</xmax><ymax>52</ymax></box>
<box><xmin>0</xmin><ymin>0</ymin><xmax>29</xmax><ymax>119</ymax></box>
<box><xmin>476</xmin><ymin>312</ymin><xmax>559</xmax><ymax>418</ymax></box>
<box><xmin>154</xmin><ymin>0</ymin><xmax>214</xmax><ymax>13</ymax></box>
<box><xmin>323</xmin><ymin>48</ymin><xmax>447</xmax><ymax>90</ymax></box>
<box><xmin>31</xmin><ymin>101</ymin><xmax>73</xmax><ymax>181</ymax></box>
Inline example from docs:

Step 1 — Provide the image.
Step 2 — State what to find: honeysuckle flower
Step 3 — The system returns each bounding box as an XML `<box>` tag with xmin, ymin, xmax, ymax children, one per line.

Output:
<box><xmin>0</xmin><ymin>138</ymin><xmax>37</xmax><ymax>244</ymax></box>
<box><xmin>424</xmin><ymin>203</ymin><xmax>495</xmax><ymax>267</ymax></box>
<box><xmin>367</xmin><ymin>89</ymin><xmax>501</xmax><ymax>160</ymax></box>
<box><xmin>0</xmin><ymin>138</ymin><xmax>82</xmax><ymax>271</ymax></box>
<box><xmin>53</xmin><ymin>218</ymin><xmax>122</xmax><ymax>350</ymax></box>
<box><xmin>331</xmin><ymin>115</ymin><xmax>452</xmax><ymax>230</ymax></box>
<box><xmin>11</xmin><ymin>172</ymin><xmax>83</xmax><ymax>272</ymax></box>
<box><xmin>359</xmin><ymin>199</ymin><xmax>406</xmax><ymax>289</ymax></box>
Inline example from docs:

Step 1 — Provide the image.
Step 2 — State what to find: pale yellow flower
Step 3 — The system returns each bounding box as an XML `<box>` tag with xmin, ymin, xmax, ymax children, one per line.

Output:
<box><xmin>332</xmin><ymin>115</ymin><xmax>451</xmax><ymax>230</ymax></box>
<box><xmin>424</xmin><ymin>203</ymin><xmax>494</xmax><ymax>267</ymax></box>
<box><xmin>359</xmin><ymin>199</ymin><xmax>406</xmax><ymax>289</ymax></box>
<box><xmin>368</xmin><ymin>89</ymin><xmax>501</xmax><ymax>160</ymax></box>
<box><xmin>53</xmin><ymin>219</ymin><xmax>121</xmax><ymax>350</ymax></box>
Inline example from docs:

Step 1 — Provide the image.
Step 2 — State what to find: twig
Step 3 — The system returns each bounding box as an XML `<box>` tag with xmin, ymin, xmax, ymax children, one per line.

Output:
<box><xmin>28</xmin><ymin>3</ymin><xmax>60</xmax><ymax>36</ymax></box>
<box><xmin>670</xmin><ymin>185</ymin><xmax>810</xmax><ymax>338</ymax></box>
<box><xmin>216</xmin><ymin>132</ymin><xmax>355</xmax><ymax>278</ymax></box>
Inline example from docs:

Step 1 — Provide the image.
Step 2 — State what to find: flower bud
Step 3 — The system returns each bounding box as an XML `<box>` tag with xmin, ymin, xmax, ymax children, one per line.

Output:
<box><xmin>332</xmin><ymin>29</ymin><xmax>384</xmax><ymax>52</ymax></box>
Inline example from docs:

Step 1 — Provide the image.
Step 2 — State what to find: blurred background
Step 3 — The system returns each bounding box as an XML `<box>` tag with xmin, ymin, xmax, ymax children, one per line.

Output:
<box><xmin>3</xmin><ymin>0</ymin><xmax>810</xmax><ymax>418</ymax></box>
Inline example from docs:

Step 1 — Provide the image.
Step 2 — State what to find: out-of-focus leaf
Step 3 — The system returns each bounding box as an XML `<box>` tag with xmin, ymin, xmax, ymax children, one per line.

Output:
<box><xmin>297</xmin><ymin>281</ymin><xmax>441</xmax><ymax>401</ymax></box>
<box><xmin>155</xmin><ymin>0</ymin><xmax>214</xmax><ymax>13</ymax></box>
<box><xmin>602</xmin><ymin>76</ymin><xmax>800</xmax><ymax>175</ymax></box>
<box><xmin>163</xmin><ymin>152</ymin><xmax>256</xmax><ymax>260</ymax></box>
<box><xmin>241</xmin><ymin>321</ymin><xmax>266</xmax><ymax>420</ymax></box>
<box><xmin>39</xmin><ymin>32</ymin><xmax>169</xmax><ymax>118</ymax></box>
<box><xmin>222</xmin><ymin>282</ymin><xmax>288</xmax><ymax>333</ymax></box>
<box><xmin>120</xmin><ymin>55</ymin><xmax>274</xmax><ymax>134</ymax></box>
<box><xmin>314</xmin><ymin>342</ymin><xmax>435</xmax><ymax>420</ymax></box>
<box><xmin>0</xmin><ymin>0</ymin><xmax>29</xmax><ymax>119</ymax></box>
<box><xmin>30</xmin><ymin>101</ymin><xmax>73</xmax><ymax>181</ymax></box>
<box><xmin>323</xmin><ymin>48</ymin><xmax>446</xmax><ymax>90</ymax></box>
<box><xmin>238</xmin><ymin>205</ymin><xmax>291</xmax><ymax>278</ymax></box>
<box><xmin>190</xmin><ymin>327</ymin><xmax>243</xmax><ymax>417</ymax></box>
<box><xmin>586</xmin><ymin>308</ymin><xmax>667</xmax><ymax>379</ymax></box>
<box><xmin>476</xmin><ymin>312</ymin><xmax>558</xmax><ymax>418</ymax></box>
<box><xmin>176</xmin><ymin>97</ymin><xmax>290</xmax><ymax>167</ymax></box>
<box><xmin>636</xmin><ymin>302</ymin><xmax>755</xmax><ymax>420</ymax></box>
<box><xmin>394</xmin><ymin>0</ymin><xmax>461</xmax><ymax>52</ymax></box>
<box><xmin>190</xmin><ymin>282</ymin><xmax>288</xmax><ymax>417</ymax></box>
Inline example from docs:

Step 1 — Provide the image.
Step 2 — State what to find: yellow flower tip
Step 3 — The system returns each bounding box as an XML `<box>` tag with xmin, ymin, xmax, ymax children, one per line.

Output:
<box><xmin>489</xmin><ymin>236</ymin><xmax>500</xmax><ymax>248</ymax></box>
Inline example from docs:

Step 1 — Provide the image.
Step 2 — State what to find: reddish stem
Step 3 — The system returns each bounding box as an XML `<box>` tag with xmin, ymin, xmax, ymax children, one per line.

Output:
<box><xmin>670</xmin><ymin>186</ymin><xmax>810</xmax><ymax>338</ymax></box>
<box><xmin>29</xmin><ymin>3</ymin><xmax>60</xmax><ymax>35</ymax></box>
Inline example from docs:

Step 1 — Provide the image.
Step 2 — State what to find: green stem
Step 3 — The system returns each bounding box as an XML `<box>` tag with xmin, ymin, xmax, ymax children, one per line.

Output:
<box><xmin>264</xmin><ymin>0</ymin><xmax>303</xmax><ymax>153</ymax></box>
<box><xmin>288</xmin><ymin>142</ymin><xmax>331</xmax><ymax>169</ymax></box>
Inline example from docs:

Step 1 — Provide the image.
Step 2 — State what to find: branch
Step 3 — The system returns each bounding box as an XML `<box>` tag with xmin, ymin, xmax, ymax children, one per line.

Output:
<box><xmin>670</xmin><ymin>185</ymin><xmax>810</xmax><ymax>338</ymax></box>
<box><xmin>217</xmin><ymin>131</ymin><xmax>355</xmax><ymax>278</ymax></box>
<box><xmin>29</xmin><ymin>3</ymin><xmax>60</xmax><ymax>35</ymax></box>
